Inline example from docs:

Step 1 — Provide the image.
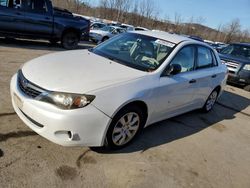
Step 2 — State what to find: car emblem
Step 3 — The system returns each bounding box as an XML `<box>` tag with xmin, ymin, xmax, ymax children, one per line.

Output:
<box><xmin>22</xmin><ymin>79</ymin><xmax>29</xmax><ymax>89</ymax></box>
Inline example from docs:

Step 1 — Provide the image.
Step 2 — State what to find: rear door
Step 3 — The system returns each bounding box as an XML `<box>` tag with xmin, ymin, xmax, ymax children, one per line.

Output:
<box><xmin>21</xmin><ymin>0</ymin><xmax>53</xmax><ymax>38</ymax></box>
<box><xmin>0</xmin><ymin>0</ymin><xmax>25</xmax><ymax>34</ymax></box>
<box><xmin>193</xmin><ymin>45</ymin><xmax>221</xmax><ymax>106</ymax></box>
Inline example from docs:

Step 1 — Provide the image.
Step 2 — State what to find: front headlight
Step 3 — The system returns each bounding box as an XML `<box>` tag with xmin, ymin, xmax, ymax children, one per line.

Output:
<box><xmin>243</xmin><ymin>64</ymin><xmax>250</xmax><ymax>71</ymax></box>
<box><xmin>39</xmin><ymin>92</ymin><xmax>95</xmax><ymax>110</ymax></box>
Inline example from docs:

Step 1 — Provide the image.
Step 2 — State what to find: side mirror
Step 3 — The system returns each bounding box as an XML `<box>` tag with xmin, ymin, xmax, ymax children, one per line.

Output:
<box><xmin>165</xmin><ymin>64</ymin><xmax>182</xmax><ymax>76</ymax></box>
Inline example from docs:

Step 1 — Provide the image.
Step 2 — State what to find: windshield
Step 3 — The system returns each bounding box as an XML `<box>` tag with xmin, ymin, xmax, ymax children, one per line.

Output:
<box><xmin>221</xmin><ymin>44</ymin><xmax>250</xmax><ymax>59</ymax></box>
<box><xmin>91</xmin><ymin>33</ymin><xmax>175</xmax><ymax>72</ymax></box>
<box><xmin>101</xmin><ymin>26</ymin><xmax>114</xmax><ymax>32</ymax></box>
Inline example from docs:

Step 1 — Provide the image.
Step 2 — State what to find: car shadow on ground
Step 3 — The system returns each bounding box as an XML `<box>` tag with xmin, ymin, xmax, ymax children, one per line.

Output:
<box><xmin>0</xmin><ymin>38</ymin><xmax>95</xmax><ymax>51</ymax></box>
<box><xmin>91</xmin><ymin>90</ymin><xmax>250</xmax><ymax>154</ymax></box>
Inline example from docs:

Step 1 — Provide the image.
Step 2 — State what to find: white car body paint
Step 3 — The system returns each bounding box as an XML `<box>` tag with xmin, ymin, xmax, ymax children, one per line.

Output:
<box><xmin>10</xmin><ymin>31</ymin><xmax>228</xmax><ymax>147</ymax></box>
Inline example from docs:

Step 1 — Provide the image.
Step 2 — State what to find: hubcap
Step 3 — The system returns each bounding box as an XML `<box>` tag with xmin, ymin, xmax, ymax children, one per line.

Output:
<box><xmin>65</xmin><ymin>34</ymin><xmax>77</xmax><ymax>46</ymax></box>
<box><xmin>206</xmin><ymin>91</ymin><xmax>217</xmax><ymax>111</ymax></box>
<box><xmin>112</xmin><ymin>112</ymin><xmax>140</xmax><ymax>146</ymax></box>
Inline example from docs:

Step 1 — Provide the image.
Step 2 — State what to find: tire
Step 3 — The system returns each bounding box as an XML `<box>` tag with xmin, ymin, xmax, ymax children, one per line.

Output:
<box><xmin>102</xmin><ymin>36</ymin><xmax>109</xmax><ymax>42</ymax></box>
<box><xmin>61</xmin><ymin>31</ymin><xmax>79</xmax><ymax>50</ymax></box>
<box><xmin>105</xmin><ymin>105</ymin><xmax>145</xmax><ymax>149</ymax></box>
<box><xmin>243</xmin><ymin>85</ymin><xmax>250</xmax><ymax>92</ymax></box>
<box><xmin>202</xmin><ymin>89</ymin><xmax>219</xmax><ymax>112</ymax></box>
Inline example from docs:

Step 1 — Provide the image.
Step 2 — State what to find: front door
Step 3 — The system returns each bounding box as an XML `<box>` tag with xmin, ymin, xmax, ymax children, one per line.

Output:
<box><xmin>152</xmin><ymin>45</ymin><xmax>199</xmax><ymax>121</ymax></box>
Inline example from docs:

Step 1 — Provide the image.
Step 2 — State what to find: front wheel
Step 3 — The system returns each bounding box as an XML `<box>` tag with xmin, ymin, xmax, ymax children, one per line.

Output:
<box><xmin>106</xmin><ymin>106</ymin><xmax>145</xmax><ymax>149</ymax></box>
<box><xmin>202</xmin><ymin>89</ymin><xmax>218</xmax><ymax>112</ymax></box>
<box><xmin>61</xmin><ymin>32</ymin><xmax>79</xmax><ymax>50</ymax></box>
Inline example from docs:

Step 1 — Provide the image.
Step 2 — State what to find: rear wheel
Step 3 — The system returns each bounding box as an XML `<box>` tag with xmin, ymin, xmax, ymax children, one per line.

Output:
<box><xmin>106</xmin><ymin>105</ymin><xmax>145</xmax><ymax>149</ymax></box>
<box><xmin>202</xmin><ymin>89</ymin><xmax>218</xmax><ymax>112</ymax></box>
<box><xmin>61</xmin><ymin>32</ymin><xmax>79</xmax><ymax>50</ymax></box>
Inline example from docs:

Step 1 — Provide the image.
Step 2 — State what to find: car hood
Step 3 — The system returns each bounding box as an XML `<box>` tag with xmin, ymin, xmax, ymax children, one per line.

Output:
<box><xmin>22</xmin><ymin>50</ymin><xmax>147</xmax><ymax>93</ymax></box>
<box><xmin>90</xmin><ymin>29</ymin><xmax>109</xmax><ymax>35</ymax></box>
<box><xmin>219</xmin><ymin>53</ymin><xmax>250</xmax><ymax>64</ymax></box>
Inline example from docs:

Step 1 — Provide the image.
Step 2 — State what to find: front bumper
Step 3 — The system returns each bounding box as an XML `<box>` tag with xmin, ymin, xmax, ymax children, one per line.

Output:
<box><xmin>227</xmin><ymin>73</ymin><xmax>250</xmax><ymax>86</ymax></box>
<box><xmin>10</xmin><ymin>74</ymin><xmax>111</xmax><ymax>147</ymax></box>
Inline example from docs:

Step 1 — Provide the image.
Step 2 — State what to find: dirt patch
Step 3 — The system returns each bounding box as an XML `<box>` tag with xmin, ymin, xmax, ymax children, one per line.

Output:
<box><xmin>0</xmin><ymin>149</ymin><xmax>3</xmax><ymax>158</ymax></box>
<box><xmin>0</xmin><ymin>112</ymin><xmax>16</xmax><ymax>117</ymax></box>
<box><xmin>76</xmin><ymin>149</ymin><xmax>97</xmax><ymax>167</ymax></box>
<box><xmin>0</xmin><ymin>131</ymin><xmax>37</xmax><ymax>142</ymax></box>
<box><xmin>212</xmin><ymin>123</ymin><xmax>227</xmax><ymax>132</ymax></box>
<box><xmin>55</xmin><ymin>165</ymin><xmax>78</xmax><ymax>180</ymax></box>
<box><xmin>188</xmin><ymin>169</ymin><xmax>199</xmax><ymax>177</ymax></box>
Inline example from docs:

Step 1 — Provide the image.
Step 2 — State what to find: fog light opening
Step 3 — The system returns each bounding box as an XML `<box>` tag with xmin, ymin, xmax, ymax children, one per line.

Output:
<box><xmin>68</xmin><ymin>131</ymin><xmax>73</xmax><ymax>140</ymax></box>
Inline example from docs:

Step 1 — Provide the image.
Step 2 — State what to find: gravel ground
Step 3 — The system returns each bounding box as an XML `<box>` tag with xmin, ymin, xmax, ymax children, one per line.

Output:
<box><xmin>0</xmin><ymin>38</ymin><xmax>250</xmax><ymax>188</ymax></box>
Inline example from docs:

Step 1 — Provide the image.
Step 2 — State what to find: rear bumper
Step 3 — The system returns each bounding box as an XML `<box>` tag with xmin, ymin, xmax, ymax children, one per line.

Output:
<box><xmin>10</xmin><ymin>74</ymin><xmax>111</xmax><ymax>147</ymax></box>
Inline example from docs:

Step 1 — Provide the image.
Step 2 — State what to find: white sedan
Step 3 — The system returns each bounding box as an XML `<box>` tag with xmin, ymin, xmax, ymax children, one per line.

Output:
<box><xmin>89</xmin><ymin>26</ymin><xmax>125</xmax><ymax>43</ymax></box>
<box><xmin>10</xmin><ymin>31</ymin><xmax>227</xmax><ymax>149</ymax></box>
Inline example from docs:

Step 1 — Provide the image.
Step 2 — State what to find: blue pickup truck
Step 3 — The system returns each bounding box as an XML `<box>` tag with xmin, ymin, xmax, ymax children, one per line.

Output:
<box><xmin>219</xmin><ymin>43</ymin><xmax>250</xmax><ymax>91</ymax></box>
<box><xmin>0</xmin><ymin>0</ymin><xmax>90</xmax><ymax>49</ymax></box>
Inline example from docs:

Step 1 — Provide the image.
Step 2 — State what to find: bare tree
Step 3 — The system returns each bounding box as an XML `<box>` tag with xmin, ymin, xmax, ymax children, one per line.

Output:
<box><xmin>173</xmin><ymin>13</ymin><xmax>182</xmax><ymax>34</ymax></box>
<box><xmin>224</xmin><ymin>19</ymin><xmax>241</xmax><ymax>43</ymax></box>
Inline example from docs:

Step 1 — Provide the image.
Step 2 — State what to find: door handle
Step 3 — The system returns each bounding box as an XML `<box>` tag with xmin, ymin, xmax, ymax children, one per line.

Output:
<box><xmin>16</xmin><ymin>12</ymin><xmax>22</xmax><ymax>15</ymax></box>
<box><xmin>189</xmin><ymin>79</ymin><xmax>196</xmax><ymax>84</ymax></box>
<box><xmin>212</xmin><ymin>74</ymin><xmax>217</xmax><ymax>78</ymax></box>
<box><xmin>45</xmin><ymin>17</ymin><xmax>50</xmax><ymax>20</ymax></box>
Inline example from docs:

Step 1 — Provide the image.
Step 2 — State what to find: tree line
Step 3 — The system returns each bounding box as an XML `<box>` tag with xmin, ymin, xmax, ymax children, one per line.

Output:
<box><xmin>52</xmin><ymin>0</ymin><xmax>250</xmax><ymax>43</ymax></box>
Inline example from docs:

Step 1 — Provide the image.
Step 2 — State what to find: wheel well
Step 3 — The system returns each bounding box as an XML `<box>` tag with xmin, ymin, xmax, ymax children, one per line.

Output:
<box><xmin>214</xmin><ymin>85</ymin><xmax>221</xmax><ymax>94</ymax></box>
<box><xmin>118</xmin><ymin>101</ymin><xmax>148</xmax><ymax>124</ymax></box>
<box><xmin>62</xmin><ymin>28</ymin><xmax>81</xmax><ymax>40</ymax></box>
<box><xmin>102</xmin><ymin>36</ymin><xmax>109</xmax><ymax>41</ymax></box>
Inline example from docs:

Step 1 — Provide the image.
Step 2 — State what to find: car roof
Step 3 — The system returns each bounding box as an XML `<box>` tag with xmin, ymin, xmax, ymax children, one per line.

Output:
<box><xmin>108</xmin><ymin>25</ymin><xmax>123</xmax><ymax>29</ymax></box>
<box><xmin>132</xmin><ymin>30</ymin><xmax>193</xmax><ymax>44</ymax></box>
<box><xmin>121</xmin><ymin>24</ymin><xmax>134</xmax><ymax>27</ymax></box>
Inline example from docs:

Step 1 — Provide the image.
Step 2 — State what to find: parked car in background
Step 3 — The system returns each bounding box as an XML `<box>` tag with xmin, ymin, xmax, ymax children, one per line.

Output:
<box><xmin>0</xmin><ymin>0</ymin><xmax>90</xmax><ymax>49</ymax></box>
<box><xmin>134</xmin><ymin>27</ymin><xmax>149</xmax><ymax>31</ymax></box>
<box><xmin>120</xmin><ymin>24</ymin><xmax>135</xmax><ymax>31</ymax></box>
<box><xmin>90</xmin><ymin>22</ymin><xmax>106</xmax><ymax>30</ymax></box>
<box><xmin>213</xmin><ymin>43</ymin><xmax>228</xmax><ymax>52</ymax></box>
<box><xmin>11</xmin><ymin>31</ymin><xmax>227</xmax><ymax>149</ymax></box>
<box><xmin>219</xmin><ymin>43</ymin><xmax>250</xmax><ymax>91</ymax></box>
<box><xmin>89</xmin><ymin>26</ymin><xmax>125</xmax><ymax>43</ymax></box>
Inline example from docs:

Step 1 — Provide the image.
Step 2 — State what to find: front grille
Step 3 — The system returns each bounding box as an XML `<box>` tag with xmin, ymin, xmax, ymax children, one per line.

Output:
<box><xmin>224</xmin><ymin>61</ymin><xmax>239</xmax><ymax>69</ymax></box>
<box><xmin>17</xmin><ymin>70</ymin><xmax>45</xmax><ymax>98</ymax></box>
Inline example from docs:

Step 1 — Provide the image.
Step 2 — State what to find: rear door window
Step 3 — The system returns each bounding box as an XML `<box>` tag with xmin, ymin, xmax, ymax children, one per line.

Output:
<box><xmin>22</xmin><ymin>0</ymin><xmax>48</xmax><ymax>13</ymax></box>
<box><xmin>197</xmin><ymin>46</ymin><xmax>214</xmax><ymax>69</ymax></box>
